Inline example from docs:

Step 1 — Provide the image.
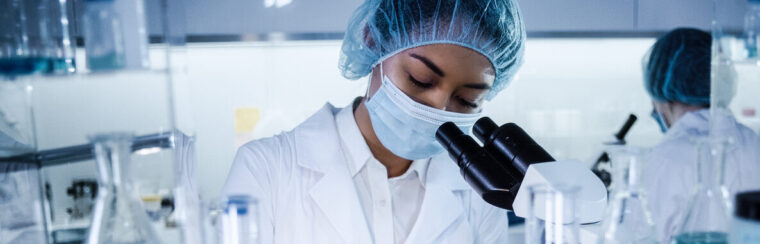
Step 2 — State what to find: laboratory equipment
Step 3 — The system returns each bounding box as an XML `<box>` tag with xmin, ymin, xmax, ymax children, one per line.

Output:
<box><xmin>730</xmin><ymin>190</ymin><xmax>760</xmax><ymax>244</ymax></box>
<box><xmin>112</xmin><ymin>0</ymin><xmax>150</xmax><ymax>69</ymax></box>
<box><xmin>435</xmin><ymin>117</ymin><xmax>607</xmax><ymax>223</ymax></box>
<box><xmin>525</xmin><ymin>184</ymin><xmax>581</xmax><ymax>244</ymax></box>
<box><xmin>673</xmin><ymin>138</ymin><xmax>732</xmax><ymax>244</ymax></box>
<box><xmin>0</xmin><ymin>0</ymin><xmax>76</xmax><ymax>77</ymax></box>
<box><xmin>745</xmin><ymin>0</ymin><xmax>760</xmax><ymax>59</ymax></box>
<box><xmin>83</xmin><ymin>0</ymin><xmax>126</xmax><ymax>71</ymax></box>
<box><xmin>86</xmin><ymin>133</ymin><xmax>160</xmax><ymax>244</ymax></box>
<box><xmin>204</xmin><ymin>195</ymin><xmax>260</xmax><ymax>244</ymax></box>
<box><xmin>0</xmin><ymin>163</ymin><xmax>47</xmax><ymax>244</ymax></box>
<box><xmin>598</xmin><ymin>146</ymin><xmax>656</xmax><ymax>244</ymax></box>
<box><xmin>0</xmin><ymin>79</ymin><xmax>35</xmax><ymax>156</ymax></box>
<box><xmin>65</xmin><ymin>179</ymin><xmax>98</xmax><ymax>221</ymax></box>
<box><xmin>710</xmin><ymin>0</ymin><xmax>760</xmax><ymax>133</ymax></box>
<box><xmin>0</xmin><ymin>73</ymin><xmax>45</xmax><ymax>243</ymax></box>
<box><xmin>590</xmin><ymin>114</ymin><xmax>638</xmax><ymax>190</ymax></box>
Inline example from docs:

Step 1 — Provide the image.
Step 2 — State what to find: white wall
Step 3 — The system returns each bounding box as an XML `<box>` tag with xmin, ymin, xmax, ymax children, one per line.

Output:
<box><xmin>183</xmin><ymin>38</ymin><xmax>663</xmax><ymax>198</ymax></box>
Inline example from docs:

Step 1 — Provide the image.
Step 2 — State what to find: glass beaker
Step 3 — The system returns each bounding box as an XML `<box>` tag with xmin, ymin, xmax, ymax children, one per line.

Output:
<box><xmin>525</xmin><ymin>184</ymin><xmax>581</xmax><ymax>244</ymax></box>
<box><xmin>0</xmin><ymin>0</ymin><xmax>76</xmax><ymax>77</ymax></box>
<box><xmin>673</xmin><ymin>138</ymin><xmax>732</xmax><ymax>244</ymax></box>
<box><xmin>710</xmin><ymin>1</ymin><xmax>760</xmax><ymax>134</ymax></box>
<box><xmin>86</xmin><ymin>133</ymin><xmax>161</xmax><ymax>244</ymax></box>
<box><xmin>598</xmin><ymin>146</ymin><xmax>656</xmax><ymax>244</ymax></box>
<box><xmin>202</xmin><ymin>195</ymin><xmax>260</xmax><ymax>244</ymax></box>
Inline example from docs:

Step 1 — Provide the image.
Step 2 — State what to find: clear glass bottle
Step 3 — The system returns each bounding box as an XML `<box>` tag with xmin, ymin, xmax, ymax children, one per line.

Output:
<box><xmin>82</xmin><ymin>0</ymin><xmax>126</xmax><ymax>71</ymax></box>
<box><xmin>598</xmin><ymin>146</ymin><xmax>656</xmax><ymax>244</ymax></box>
<box><xmin>745</xmin><ymin>0</ymin><xmax>760</xmax><ymax>59</ymax></box>
<box><xmin>673</xmin><ymin>138</ymin><xmax>732</xmax><ymax>244</ymax></box>
<box><xmin>0</xmin><ymin>0</ymin><xmax>76</xmax><ymax>77</ymax></box>
<box><xmin>87</xmin><ymin>133</ymin><xmax>160</xmax><ymax>244</ymax></box>
<box><xmin>525</xmin><ymin>184</ymin><xmax>581</xmax><ymax>244</ymax></box>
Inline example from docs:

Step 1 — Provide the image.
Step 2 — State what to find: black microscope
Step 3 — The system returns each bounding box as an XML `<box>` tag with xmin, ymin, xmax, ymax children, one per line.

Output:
<box><xmin>436</xmin><ymin>117</ymin><xmax>607</xmax><ymax>223</ymax></box>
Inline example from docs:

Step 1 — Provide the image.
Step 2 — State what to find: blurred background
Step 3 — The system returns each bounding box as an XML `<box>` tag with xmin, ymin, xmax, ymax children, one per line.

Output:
<box><xmin>1</xmin><ymin>0</ymin><xmax>758</xmax><ymax>243</ymax></box>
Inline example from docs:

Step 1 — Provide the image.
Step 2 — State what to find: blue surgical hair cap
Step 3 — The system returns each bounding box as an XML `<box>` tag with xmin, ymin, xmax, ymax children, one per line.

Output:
<box><xmin>339</xmin><ymin>0</ymin><xmax>526</xmax><ymax>100</ymax></box>
<box><xmin>644</xmin><ymin>28</ymin><xmax>712</xmax><ymax>106</ymax></box>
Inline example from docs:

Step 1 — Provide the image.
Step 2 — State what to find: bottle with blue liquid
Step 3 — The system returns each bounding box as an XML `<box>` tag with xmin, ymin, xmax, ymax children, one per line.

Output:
<box><xmin>0</xmin><ymin>0</ymin><xmax>76</xmax><ymax>77</ymax></box>
<box><xmin>746</xmin><ymin>0</ymin><xmax>760</xmax><ymax>59</ymax></box>
<box><xmin>82</xmin><ymin>0</ymin><xmax>126</xmax><ymax>71</ymax></box>
<box><xmin>673</xmin><ymin>138</ymin><xmax>732</xmax><ymax>244</ymax></box>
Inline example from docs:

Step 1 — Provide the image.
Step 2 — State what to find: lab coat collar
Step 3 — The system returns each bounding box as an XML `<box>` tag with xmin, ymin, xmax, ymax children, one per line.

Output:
<box><xmin>334</xmin><ymin>103</ymin><xmax>375</xmax><ymax>177</ymax></box>
<box><xmin>296</xmin><ymin>103</ymin><xmax>472</xmax><ymax>243</ymax></box>
<box><xmin>665</xmin><ymin>108</ymin><xmax>742</xmax><ymax>140</ymax></box>
<box><xmin>664</xmin><ymin>108</ymin><xmax>710</xmax><ymax>140</ymax></box>
<box><xmin>334</xmin><ymin>103</ymin><xmax>430</xmax><ymax>186</ymax></box>
<box><xmin>294</xmin><ymin>103</ymin><xmax>374</xmax><ymax>243</ymax></box>
<box><xmin>405</xmin><ymin>153</ymin><xmax>471</xmax><ymax>243</ymax></box>
<box><xmin>663</xmin><ymin>108</ymin><xmax>744</xmax><ymax>155</ymax></box>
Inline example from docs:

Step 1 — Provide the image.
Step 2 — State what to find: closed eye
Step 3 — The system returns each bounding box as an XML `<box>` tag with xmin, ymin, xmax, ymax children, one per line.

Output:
<box><xmin>409</xmin><ymin>75</ymin><xmax>433</xmax><ymax>88</ymax></box>
<box><xmin>457</xmin><ymin>96</ymin><xmax>478</xmax><ymax>108</ymax></box>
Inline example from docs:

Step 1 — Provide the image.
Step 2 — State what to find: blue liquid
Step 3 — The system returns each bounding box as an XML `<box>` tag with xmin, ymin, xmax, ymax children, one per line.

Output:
<box><xmin>0</xmin><ymin>57</ymin><xmax>75</xmax><ymax>77</ymax></box>
<box><xmin>674</xmin><ymin>232</ymin><xmax>728</xmax><ymax>244</ymax></box>
<box><xmin>87</xmin><ymin>51</ymin><xmax>125</xmax><ymax>71</ymax></box>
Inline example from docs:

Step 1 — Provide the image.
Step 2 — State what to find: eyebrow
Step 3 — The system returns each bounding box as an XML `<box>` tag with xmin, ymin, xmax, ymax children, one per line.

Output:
<box><xmin>409</xmin><ymin>53</ymin><xmax>445</xmax><ymax>77</ymax></box>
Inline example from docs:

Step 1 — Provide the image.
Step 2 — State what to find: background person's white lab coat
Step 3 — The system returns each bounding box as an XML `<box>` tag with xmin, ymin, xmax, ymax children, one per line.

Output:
<box><xmin>222</xmin><ymin>103</ymin><xmax>509</xmax><ymax>244</ymax></box>
<box><xmin>642</xmin><ymin>109</ymin><xmax>760</xmax><ymax>243</ymax></box>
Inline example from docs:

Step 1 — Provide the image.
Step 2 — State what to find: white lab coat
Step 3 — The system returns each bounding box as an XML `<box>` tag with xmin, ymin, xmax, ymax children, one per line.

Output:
<box><xmin>642</xmin><ymin>109</ymin><xmax>760</xmax><ymax>243</ymax></box>
<box><xmin>222</xmin><ymin>103</ymin><xmax>509</xmax><ymax>244</ymax></box>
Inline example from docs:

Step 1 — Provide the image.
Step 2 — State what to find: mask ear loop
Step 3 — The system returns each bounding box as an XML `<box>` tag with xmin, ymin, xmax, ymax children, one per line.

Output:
<box><xmin>365</xmin><ymin>61</ymin><xmax>384</xmax><ymax>102</ymax></box>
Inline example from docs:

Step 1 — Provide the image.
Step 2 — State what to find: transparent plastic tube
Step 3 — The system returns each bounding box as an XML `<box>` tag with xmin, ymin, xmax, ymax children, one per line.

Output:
<box><xmin>204</xmin><ymin>195</ymin><xmax>260</xmax><ymax>244</ymax></box>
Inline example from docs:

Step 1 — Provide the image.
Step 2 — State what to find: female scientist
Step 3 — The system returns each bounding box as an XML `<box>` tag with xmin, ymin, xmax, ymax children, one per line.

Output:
<box><xmin>222</xmin><ymin>0</ymin><xmax>526</xmax><ymax>243</ymax></box>
<box><xmin>641</xmin><ymin>28</ymin><xmax>760</xmax><ymax>243</ymax></box>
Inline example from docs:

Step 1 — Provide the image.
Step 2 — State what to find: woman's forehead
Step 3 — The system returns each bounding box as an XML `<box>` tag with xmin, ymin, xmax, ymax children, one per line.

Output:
<box><xmin>399</xmin><ymin>44</ymin><xmax>495</xmax><ymax>83</ymax></box>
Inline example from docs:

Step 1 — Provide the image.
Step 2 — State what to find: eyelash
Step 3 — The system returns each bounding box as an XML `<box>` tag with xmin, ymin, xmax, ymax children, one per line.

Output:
<box><xmin>457</xmin><ymin>96</ymin><xmax>479</xmax><ymax>109</ymax></box>
<box><xmin>408</xmin><ymin>75</ymin><xmax>478</xmax><ymax>109</ymax></box>
<box><xmin>409</xmin><ymin>75</ymin><xmax>433</xmax><ymax>88</ymax></box>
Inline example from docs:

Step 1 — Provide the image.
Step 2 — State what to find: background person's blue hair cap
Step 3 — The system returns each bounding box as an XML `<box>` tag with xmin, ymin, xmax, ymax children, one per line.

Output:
<box><xmin>339</xmin><ymin>0</ymin><xmax>526</xmax><ymax>100</ymax></box>
<box><xmin>644</xmin><ymin>28</ymin><xmax>712</xmax><ymax>106</ymax></box>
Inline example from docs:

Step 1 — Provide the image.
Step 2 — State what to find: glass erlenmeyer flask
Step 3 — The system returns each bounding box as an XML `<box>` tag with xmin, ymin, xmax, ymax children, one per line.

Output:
<box><xmin>87</xmin><ymin>133</ymin><xmax>161</xmax><ymax>244</ymax></box>
<box><xmin>673</xmin><ymin>138</ymin><xmax>732</xmax><ymax>244</ymax></box>
<box><xmin>598</xmin><ymin>146</ymin><xmax>656</xmax><ymax>244</ymax></box>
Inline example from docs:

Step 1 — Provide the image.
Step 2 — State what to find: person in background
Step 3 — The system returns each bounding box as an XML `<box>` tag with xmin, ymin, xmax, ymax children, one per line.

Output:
<box><xmin>641</xmin><ymin>27</ymin><xmax>760</xmax><ymax>243</ymax></box>
<box><xmin>222</xmin><ymin>0</ymin><xmax>526</xmax><ymax>243</ymax></box>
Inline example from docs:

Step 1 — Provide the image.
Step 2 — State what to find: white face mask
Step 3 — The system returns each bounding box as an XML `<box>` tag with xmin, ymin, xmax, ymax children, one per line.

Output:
<box><xmin>365</xmin><ymin>65</ymin><xmax>482</xmax><ymax>160</ymax></box>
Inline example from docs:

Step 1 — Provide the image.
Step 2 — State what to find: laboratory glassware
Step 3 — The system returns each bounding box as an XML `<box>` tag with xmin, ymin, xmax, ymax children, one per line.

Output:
<box><xmin>598</xmin><ymin>146</ymin><xmax>656</xmax><ymax>244</ymax></box>
<box><xmin>673</xmin><ymin>138</ymin><xmax>731</xmax><ymax>244</ymax></box>
<box><xmin>203</xmin><ymin>195</ymin><xmax>260</xmax><ymax>244</ymax></box>
<box><xmin>82</xmin><ymin>0</ymin><xmax>127</xmax><ymax>71</ymax></box>
<box><xmin>710</xmin><ymin>0</ymin><xmax>760</xmax><ymax>133</ymax></box>
<box><xmin>0</xmin><ymin>0</ymin><xmax>76</xmax><ymax>77</ymax></box>
<box><xmin>745</xmin><ymin>0</ymin><xmax>760</xmax><ymax>59</ymax></box>
<box><xmin>86</xmin><ymin>132</ymin><xmax>161</xmax><ymax>244</ymax></box>
<box><xmin>525</xmin><ymin>184</ymin><xmax>581</xmax><ymax>244</ymax></box>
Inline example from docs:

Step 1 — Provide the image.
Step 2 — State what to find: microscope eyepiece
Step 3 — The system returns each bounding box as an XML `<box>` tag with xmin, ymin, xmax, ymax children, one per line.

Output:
<box><xmin>436</xmin><ymin>121</ymin><xmax>521</xmax><ymax>210</ymax></box>
<box><xmin>474</xmin><ymin>118</ymin><xmax>554</xmax><ymax>174</ymax></box>
<box><xmin>473</xmin><ymin>117</ymin><xmax>499</xmax><ymax>144</ymax></box>
<box><xmin>435</xmin><ymin>122</ymin><xmax>480</xmax><ymax>165</ymax></box>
